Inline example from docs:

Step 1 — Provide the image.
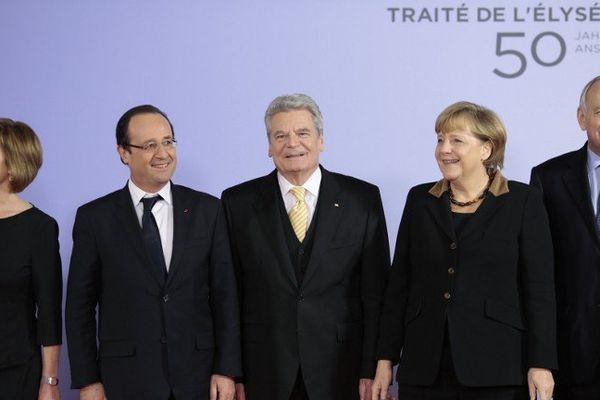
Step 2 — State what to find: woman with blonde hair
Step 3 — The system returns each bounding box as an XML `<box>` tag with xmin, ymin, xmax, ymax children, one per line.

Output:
<box><xmin>0</xmin><ymin>119</ymin><xmax>62</xmax><ymax>400</ymax></box>
<box><xmin>372</xmin><ymin>102</ymin><xmax>557</xmax><ymax>400</ymax></box>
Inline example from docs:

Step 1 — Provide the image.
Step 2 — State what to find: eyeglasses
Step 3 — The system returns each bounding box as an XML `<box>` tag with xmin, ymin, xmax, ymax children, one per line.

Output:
<box><xmin>124</xmin><ymin>138</ymin><xmax>177</xmax><ymax>153</ymax></box>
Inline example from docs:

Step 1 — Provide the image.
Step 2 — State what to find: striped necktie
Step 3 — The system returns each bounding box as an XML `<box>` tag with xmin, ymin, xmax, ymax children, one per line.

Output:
<box><xmin>289</xmin><ymin>186</ymin><xmax>308</xmax><ymax>242</ymax></box>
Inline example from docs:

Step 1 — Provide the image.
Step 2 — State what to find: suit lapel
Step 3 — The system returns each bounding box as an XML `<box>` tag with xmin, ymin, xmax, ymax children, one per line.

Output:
<box><xmin>166</xmin><ymin>184</ymin><xmax>191</xmax><ymax>286</ymax></box>
<box><xmin>302</xmin><ymin>168</ymin><xmax>344</xmax><ymax>287</ymax></box>
<box><xmin>254</xmin><ymin>171</ymin><xmax>298</xmax><ymax>287</ymax></box>
<box><xmin>561</xmin><ymin>147</ymin><xmax>598</xmax><ymax>242</ymax></box>
<box><xmin>114</xmin><ymin>186</ymin><xmax>166</xmax><ymax>288</ymax></box>
<box><xmin>424</xmin><ymin>192</ymin><xmax>455</xmax><ymax>242</ymax></box>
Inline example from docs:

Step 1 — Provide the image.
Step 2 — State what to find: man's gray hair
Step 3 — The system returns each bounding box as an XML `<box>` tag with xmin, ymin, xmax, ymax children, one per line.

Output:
<box><xmin>579</xmin><ymin>75</ymin><xmax>600</xmax><ymax>113</ymax></box>
<box><xmin>264</xmin><ymin>93</ymin><xmax>324</xmax><ymax>138</ymax></box>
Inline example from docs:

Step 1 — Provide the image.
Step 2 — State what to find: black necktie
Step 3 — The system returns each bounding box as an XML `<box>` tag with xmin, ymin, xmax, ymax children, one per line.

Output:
<box><xmin>141</xmin><ymin>196</ymin><xmax>167</xmax><ymax>276</ymax></box>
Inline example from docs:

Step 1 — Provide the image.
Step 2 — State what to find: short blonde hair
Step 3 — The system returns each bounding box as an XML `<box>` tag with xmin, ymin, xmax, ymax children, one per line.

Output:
<box><xmin>0</xmin><ymin>119</ymin><xmax>43</xmax><ymax>193</ymax></box>
<box><xmin>435</xmin><ymin>101</ymin><xmax>507</xmax><ymax>172</ymax></box>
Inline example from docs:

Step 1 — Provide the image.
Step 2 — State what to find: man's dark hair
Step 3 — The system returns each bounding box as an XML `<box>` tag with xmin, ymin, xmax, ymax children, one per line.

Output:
<box><xmin>116</xmin><ymin>104</ymin><xmax>174</xmax><ymax>148</ymax></box>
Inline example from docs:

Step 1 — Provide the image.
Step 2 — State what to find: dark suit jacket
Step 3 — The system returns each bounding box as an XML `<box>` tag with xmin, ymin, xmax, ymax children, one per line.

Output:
<box><xmin>66</xmin><ymin>183</ymin><xmax>241</xmax><ymax>400</ymax></box>
<box><xmin>377</xmin><ymin>173</ymin><xmax>558</xmax><ymax>387</ymax></box>
<box><xmin>221</xmin><ymin>167</ymin><xmax>390</xmax><ymax>400</ymax></box>
<box><xmin>531</xmin><ymin>144</ymin><xmax>600</xmax><ymax>384</ymax></box>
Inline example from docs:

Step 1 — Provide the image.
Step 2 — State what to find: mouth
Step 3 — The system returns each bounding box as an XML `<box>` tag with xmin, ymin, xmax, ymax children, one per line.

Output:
<box><xmin>151</xmin><ymin>161</ymin><xmax>171</xmax><ymax>169</ymax></box>
<box><xmin>285</xmin><ymin>153</ymin><xmax>306</xmax><ymax>159</ymax></box>
<box><xmin>441</xmin><ymin>159</ymin><xmax>459</xmax><ymax>165</ymax></box>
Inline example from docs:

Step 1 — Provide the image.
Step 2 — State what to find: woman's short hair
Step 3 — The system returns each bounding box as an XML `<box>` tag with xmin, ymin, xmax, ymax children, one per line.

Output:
<box><xmin>0</xmin><ymin>118</ymin><xmax>43</xmax><ymax>193</ymax></box>
<box><xmin>435</xmin><ymin>101</ymin><xmax>507</xmax><ymax>172</ymax></box>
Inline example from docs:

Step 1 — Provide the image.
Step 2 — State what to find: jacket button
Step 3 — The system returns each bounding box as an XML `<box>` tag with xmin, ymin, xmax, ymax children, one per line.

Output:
<box><xmin>160</xmin><ymin>337</ymin><xmax>167</xmax><ymax>344</ymax></box>
<box><xmin>448</xmin><ymin>267</ymin><xmax>455</xmax><ymax>275</ymax></box>
<box><xmin>443</xmin><ymin>292</ymin><xmax>451</xmax><ymax>300</ymax></box>
<box><xmin>298</xmin><ymin>248</ymin><xmax>305</xmax><ymax>255</ymax></box>
<box><xmin>450</xmin><ymin>242</ymin><xmax>457</xmax><ymax>250</ymax></box>
<box><xmin>298</xmin><ymin>292</ymin><xmax>304</xmax><ymax>302</ymax></box>
<box><xmin>163</xmin><ymin>294</ymin><xmax>169</xmax><ymax>303</ymax></box>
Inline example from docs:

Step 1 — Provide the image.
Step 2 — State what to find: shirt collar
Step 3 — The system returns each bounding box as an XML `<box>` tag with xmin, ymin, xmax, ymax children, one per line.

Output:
<box><xmin>428</xmin><ymin>170</ymin><xmax>509</xmax><ymax>198</ymax></box>
<box><xmin>586</xmin><ymin>144</ymin><xmax>600</xmax><ymax>173</ymax></box>
<box><xmin>128</xmin><ymin>179</ymin><xmax>173</xmax><ymax>206</ymax></box>
<box><xmin>277</xmin><ymin>167</ymin><xmax>322</xmax><ymax>198</ymax></box>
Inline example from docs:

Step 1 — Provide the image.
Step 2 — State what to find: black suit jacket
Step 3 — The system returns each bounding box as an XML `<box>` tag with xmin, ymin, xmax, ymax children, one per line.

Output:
<box><xmin>531</xmin><ymin>144</ymin><xmax>600</xmax><ymax>384</ymax></box>
<box><xmin>66</xmin><ymin>184</ymin><xmax>241</xmax><ymax>400</ymax></box>
<box><xmin>221</xmin><ymin>167</ymin><xmax>390</xmax><ymax>400</ymax></box>
<box><xmin>377</xmin><ymin>174</ymin><xmax>558</xmax><ymax>386</ymax></box>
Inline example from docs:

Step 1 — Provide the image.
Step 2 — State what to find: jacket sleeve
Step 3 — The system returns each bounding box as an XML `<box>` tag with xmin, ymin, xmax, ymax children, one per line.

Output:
<box><xmin>32</xmin><ymin>216</ymin><xmax>62</xmax><ymax>346</ymax></box>
<box><xmin>519</xmin><ymin>186</ymin><xmax>558</xmax><ymax>369</ymax></box>
<box><xmin>376</xmin><ymin>188</ymin><xmax>415</xmax><ymax>364</ymax></box>
<box><xmin>65</xmin><ymin>207</ymin><xmax>103</xmax><ymax>388</ymax></box>
<box><xmin>209</xmin><ymin>202</ymin><xmax>242</xmax><ymax>378</ymax></box>
<box><xmin>359</xmin><ymin>186</ymin><xmax>391</xmax><ymax>378</ymax></box>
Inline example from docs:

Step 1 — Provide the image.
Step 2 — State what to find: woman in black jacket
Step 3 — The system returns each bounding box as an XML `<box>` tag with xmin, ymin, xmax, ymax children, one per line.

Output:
<box><xmin>372</xmin><ymin>102</ymin><xmax>557</xmax><ymax>400</ymax></box>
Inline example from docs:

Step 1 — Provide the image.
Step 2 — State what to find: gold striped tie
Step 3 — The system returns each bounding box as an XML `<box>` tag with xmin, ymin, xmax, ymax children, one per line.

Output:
<box><xmin>289</xmin><ymin>186</ymin><xmax>308</xmax><ymax>242</ymax></box>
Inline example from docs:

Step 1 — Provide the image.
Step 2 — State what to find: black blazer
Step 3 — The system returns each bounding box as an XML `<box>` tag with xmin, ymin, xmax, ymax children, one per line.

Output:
<box><xmin>377</xmin><ymin>173</ymin><xmax>558</xmax><ymax>387</ymax></box>
<box><xmin>531</xmin><ymin>144</ymin><xmax>600</xmax><ymax>384</ymax></box>
<box><xmin>221</xmin><ymin>167</ymin><xmax>390</xmax><ymax>400</ymax></box>
<box><xmin>66</xmin><ymin>184</ymin><xmax>241</xmax><ymax>400</ymax></box>
<box><xmin>0</xmin><ymin>208</ymin><xmax>62</xmax><ymax>368</ymax></box>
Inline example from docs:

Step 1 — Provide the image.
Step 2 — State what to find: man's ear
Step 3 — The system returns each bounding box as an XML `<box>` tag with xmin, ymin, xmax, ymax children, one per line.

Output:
<box><xmin>117</xmin><ymin>145</ymin><xmax>129</xmax><ymax>165</ymax></box>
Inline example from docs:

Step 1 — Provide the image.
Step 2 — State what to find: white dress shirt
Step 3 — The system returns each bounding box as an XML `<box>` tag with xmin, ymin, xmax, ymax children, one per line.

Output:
<box><xmin>128</xmin><ymin>180</ymin><xmax>174</xmax><ymax>270</ymax></box>
<box><xmin>277</xmin><ymin>168</ymin><xmax>322</xmax><ymax>228</ymax></box>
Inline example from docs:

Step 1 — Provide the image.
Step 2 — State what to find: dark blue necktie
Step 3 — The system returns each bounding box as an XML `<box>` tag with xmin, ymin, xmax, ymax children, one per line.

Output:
<box><xmin>141</xmin><ymin>196</ymin><xmax>167</xmax><ymax>276</ymax></box>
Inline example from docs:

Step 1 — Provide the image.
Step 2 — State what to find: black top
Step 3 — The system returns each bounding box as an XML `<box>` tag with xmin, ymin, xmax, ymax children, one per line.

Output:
<box><xmin>0</xmin><ymin>207</ymin><xmax>62</xmax><ymax>368</ymax></box>
<box><xmin>451</xmin><ymin>211</ymin><xmax>474</xmax><ymax>238</ymax></box>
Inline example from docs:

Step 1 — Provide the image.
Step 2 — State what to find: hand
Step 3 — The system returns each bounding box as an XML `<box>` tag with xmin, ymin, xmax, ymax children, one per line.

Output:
<box><xmin>371</xmin><ymin>360</ymin><xmax>393</xmax><ymax>400</ymax></box>
<box><xmin>359</xmin><ymin>378</ymin><xmax>373</xmax><ymax>400</ymax></box>
<box><xmin>527</xmin><ymin>368</ymin><xmax>554</xmax><ymax>400</ymax></box>
<box><xmin>235</xmin><ymin>383</ymin><xmax>246</xmax><ymax>400</ymax></box>
<box><xmin>210</xmin><ymin>374</ymin><xmax>235</xmax><ymax>400</ymax></box>
<box><xmin>38</xmin><ymin>383</ymin><xmax>60</xmax><ymax>400</ymax></box>
<box><xmin>80</xmin><ymin>382</ymin><xmax>106</xmax><ymax>400</ymax></box>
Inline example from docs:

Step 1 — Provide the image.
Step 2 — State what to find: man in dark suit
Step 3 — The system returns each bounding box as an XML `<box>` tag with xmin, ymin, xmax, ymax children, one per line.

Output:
<box><xmin>221</xmin><ymin>94</ymin><xmax>390</xmax><ymax>400</ymax></box>
<box><xmin>530</xmin><ymin>75</ymin><xmax>600</xmax><ymax>399</ymax></box>
<box><xmin>66</xmin><ymin>105</ymin><xmax>241</xmax><ymax>400</ymax></box>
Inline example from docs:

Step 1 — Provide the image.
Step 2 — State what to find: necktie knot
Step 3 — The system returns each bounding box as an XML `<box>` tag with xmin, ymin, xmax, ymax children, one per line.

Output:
<box><xmin>141</xmin><ymin>196</ymin><xmax>161</xmax><ymax>214</ymax></box>
<box><xmin>290</xmin><ymin>186</ymin><xmax>306</xmax><ymax>202</ymax></box>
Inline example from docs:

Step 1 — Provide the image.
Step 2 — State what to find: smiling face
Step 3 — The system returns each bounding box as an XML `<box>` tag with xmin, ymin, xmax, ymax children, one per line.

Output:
<box><xmin>268</xmin><ymin>109</ymin><xmax>324</xmax><ymax>185</ymax></box>
<box><xmin>578</xmin><ymin>80</ymin><xmax>600</xmax><ymax>155</ymax></box>
<box><xmin>435</xmin><ymin>127</ymin><xmax>491</xmax><ymax>185</ymax></box>
<box><xmin>117</xmin><ymin>113</ymin><xmax>176</xmax><ymax>193</ymax></box>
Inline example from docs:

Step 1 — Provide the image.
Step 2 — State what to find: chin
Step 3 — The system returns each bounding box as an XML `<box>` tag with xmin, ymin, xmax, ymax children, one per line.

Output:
<box><xmin>441</xmin><ymin>173</ymin><xmax>459</xmax><ymax>182</ymax></box>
